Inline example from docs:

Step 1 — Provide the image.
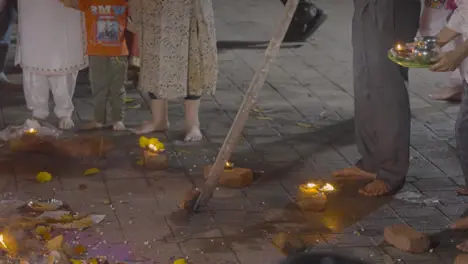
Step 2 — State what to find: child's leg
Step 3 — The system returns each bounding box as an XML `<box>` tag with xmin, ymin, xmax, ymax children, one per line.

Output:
<box><xmin>456</xmin><ymin>82</ymin><xmax>468</xmax><ymax>195</ymax></box>
<box><xmin>82</xmin><ymin>56</ymin><xmax>109</xmax><ymax>130</ymax></box>
<box><xmin>108</xmin><ymin>56</ymin><xmax>127</xmax><ymax>131</ymax></box>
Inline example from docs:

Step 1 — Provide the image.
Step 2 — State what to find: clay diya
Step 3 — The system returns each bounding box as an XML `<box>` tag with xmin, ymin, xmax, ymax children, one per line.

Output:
<box><xmin>140</xmin><ymin>137</ymin><xmax>168</xmax><ymax>170</ymax></box>
<box><xmin>204</xmin><ymin>161</ymin><xmax>253</xmax><ymax>188</ymax></box>
<box><xmin>296</xmin><ymin>182</ymin><xmax>335</xmax><ymax>212</ymax></box>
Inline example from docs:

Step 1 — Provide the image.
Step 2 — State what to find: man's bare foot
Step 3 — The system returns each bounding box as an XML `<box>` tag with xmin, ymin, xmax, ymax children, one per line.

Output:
<box><xmin>133</xmin><ymin>121</ymin><xmax>169</xmax><ymax>135</ymax></box>
<box><xmin>79</xmin><ymin>121</ymin><xmax>103</xmax><ymax>131</ymax></box>
<box><xmin>429</xmin><ymin>85</ymin><xmax>463</xmax><ymax>102</ymax></box>
<box><xmin>59</xmin><ymin>117</ymin><xmax>75</xmax><ymax>130</ymax></box>
<box><xmin>184</xmin><ymin>126</ymin><xmax>202</xmax><ymax>142</ymax></box>
<box><xmin>113</xmin><ymin>121</ymin><xmax>126</xmax><ymax>131</ymax></box>
<box><xmin>358</xmin><ymin>180</ymin><xmax>391</xmax><ymax>196</ymax></box>
<box><xmin>450</xmin><ymin>216</ymin><xmax>468</xmax><ymax>230</ymax></box>
<box><xmin>457</xmin><ymin>187</ymin><xmax>468</xmax><ymax>196</ymax></box>
<box><xmin>457</xmin><ymin>241</ymin><xmax>468</xmax><ymax>252</ymax></box>
<box><xmin>332</xmin><ymin>166</ymin><xmax>376</xmax><ymax>180</ymax></box>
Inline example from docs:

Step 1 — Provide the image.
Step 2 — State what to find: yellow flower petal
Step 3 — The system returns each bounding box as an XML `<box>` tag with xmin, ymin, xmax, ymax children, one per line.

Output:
<box><xmin>256</xmin><ymin>116</ymin><xmax>273</xmax><ymax>120</ymax></box>
<box><xmin>155</xmin><ymin>142</ymin><xmax>165</xmax><ymax>151</ymax></box>
<box><xmin>296</xmin><ymin>122</ymin><xmax>313</xmax><ymax>128</ymax></box>
<box><xmin>147</xmin><ymin>138</ymin><xmax>160</xmax><ymax>146</ymax></box>
<box><xmin>124</xmin><ymin>97</ymin><xmax>136</xmax><ymax>104</ymax></box>
<box><xmin>70</xmin><ymin>259</ymin><xmax>83</xmax><ymax>264</ymax></box>
<box><xmin>136</xmin><ymin>159</ymin><xmax>144</xmax><ymax>165</ymax></box>
<box><xmin>89</xmin><ymin>258</ymin><xmax>98</xmax><ymax>264</ymax></box>
<box><xmin>35</xmin><ymin>225</ymin><xmax>51</xmax><ymax>235</ymax></box>
<box><xmin>173</xmin><ymin>259</ymin><xmax>186</xmax><ymax>264</ymax></box>
<box><xmin>84</xmin><ymin>168</ymin><xmax>100</xmax><ymax>176</ymax></box>
<box><xmin>36</xmin><ymin>172</ymin><xmax>52</xmax><ymax>183</ymax></box>
<box><xmin>139</xmin><ymin>136</ymin><xmax>149</xmax><ymax>148</ymax></box>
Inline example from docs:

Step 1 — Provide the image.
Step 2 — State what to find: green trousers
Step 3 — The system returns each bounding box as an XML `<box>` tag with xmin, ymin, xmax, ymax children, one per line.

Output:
<box><xmin>89</xmin><ymin>56</ymin><xmax>128</xmax><ymax>123</ymax></box>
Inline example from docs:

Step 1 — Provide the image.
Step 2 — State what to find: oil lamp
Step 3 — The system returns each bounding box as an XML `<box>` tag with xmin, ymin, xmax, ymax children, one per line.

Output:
<box><xmin>204</xmin><ymin>162</ymin><xmax>253</xmax><ymax>188</ymax></box>
<box><xmin>24</xmin><ymin>128</ymin><xmax>38</xmax><ymax>135</ymax></box>
<box><xmin>297</xmin><ymin>182</ymin><xmax>336</xmax><ymax>212</ymax></box>
<box><xmin>224</xmin><ymin>161</ymin><xmax>234</xmax><ymax>170</ymax></box>
<box><xmin>0</xmin><ymin>232</ymin><xmax>18</xmax><ymax>257</ymax></box>
<box><xmin>142</xmin><ymin>142</ymin><xmax>168</xmax><ymax>170</ymax></box>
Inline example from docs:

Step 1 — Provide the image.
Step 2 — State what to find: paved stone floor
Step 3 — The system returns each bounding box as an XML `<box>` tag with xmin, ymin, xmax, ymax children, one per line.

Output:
<box><xmin>0</xmin><ymin>0</ymin><xmax>467</xmax><ymax>263</ymax></box>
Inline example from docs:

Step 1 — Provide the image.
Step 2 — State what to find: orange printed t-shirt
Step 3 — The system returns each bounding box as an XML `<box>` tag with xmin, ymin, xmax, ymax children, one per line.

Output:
<box><xmin>78</xmin><ymin>0</ymin><xmax>129</xmax><ymax>56</ymax></box>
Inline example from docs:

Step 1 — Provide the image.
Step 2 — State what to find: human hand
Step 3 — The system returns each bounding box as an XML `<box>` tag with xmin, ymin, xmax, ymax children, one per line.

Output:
<box><xmin>430</xmin><ymin>49</ymin><xmax>465</xmax><ymax>72</ymax></box>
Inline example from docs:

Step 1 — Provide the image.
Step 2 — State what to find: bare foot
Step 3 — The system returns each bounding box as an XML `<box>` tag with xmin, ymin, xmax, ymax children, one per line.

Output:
<box><xmin>451</xmin><ymin>216</ymin><xmax>468</xmax><ymax>230</ymax></box>
<box><xmin>113</xmin><ymin>121</ymin><xmax>126</xmax><ymax>131</ymax></box>
<box><xmin>358</xmin><ymin>180</ymin><xmax>391</xmax><ymax>196</ymax></box>
<box><xmin>59</xmin><ymin>117</ymin><xmax>75</xmax><ymax>130</ymax></box>
<box><xmin>79</xmin><ymin>121</ymin><xmax>103</xmax><ymax>131</ymax></box>
<box><xmin>457</xmin><ymin>188</ymin><xmax>468</xmax><ymax>196</ymax></box>
<box><xmin>457</xmin><ymin>241</ymin><xmax>468</xmax><ymax>252</ymax></box>
<box><xmin>429</xmin><ymin>86</ymin><xmax>463</xmax><ymax>102</ymax></box>
<box><xmin>133</xmin><ymin>121</ymin><xmax>169</xmax><ymax>135</ymax></box>
<box><xmin>184</xmin><ymin>126</ymin><xmax>202</xmax><ymax>142</ymax></box>
<box><xmin>455</xmin><ymin>254</ymin><xmax>468</xmax><ymax>263</ymax></box>
<box><xmin>332</xmin><ymin>166</ymin><xmax>376</xmax><ymax>180</ymax></box>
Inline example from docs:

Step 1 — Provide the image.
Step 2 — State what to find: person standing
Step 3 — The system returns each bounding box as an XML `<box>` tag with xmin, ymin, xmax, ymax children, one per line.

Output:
<box><xmin>63</xmin><ymin>0</ymin><xmax>129</xmax><ymax>131</ymax></box>
<box><xmin>0</xmin><ymin>0</ymin><xmax>16</xmax><ymax>85</ymax></box>
<box><xmin>16</xmin><ymin>0</ymin><xmax>88</xmax><ymax>129</ymax></box>
<box><xmin>128</xmin><ymin>0</ymin><xmax>218</xmax><ymax>141</ymax></box>
<box><xmin>420</xmin><ymin>0</ymin><xmax>464</xmax><ymax>101</ymax></box>
<box><xmin>332</xmin><ymin>0</ymin><xmax>421</xmax><ymax>196</ymax></box>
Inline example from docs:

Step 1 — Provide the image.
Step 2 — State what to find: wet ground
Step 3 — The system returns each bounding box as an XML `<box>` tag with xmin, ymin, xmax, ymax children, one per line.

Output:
<box><xmin>0</xmin><ymin>0</ymin><xmax>466</xmax><ymax>263</ymax></box>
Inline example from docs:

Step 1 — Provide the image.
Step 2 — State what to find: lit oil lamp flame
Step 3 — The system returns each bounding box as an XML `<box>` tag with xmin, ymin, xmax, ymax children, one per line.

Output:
<box><xmin>224</xmin><ymin>161</ymin><xmax>234</xmax><ymax>170</ymax></box>
<box><xmin>395</xmin><ymin>44</ymin><xmax>403</xmax><ymax>51</ymax></box>
<box><xmin>320</xmin><ymin>183</ymin><xmax>335</xmax><ymax>192</ymax></box>
<box><xmin>25</xmin><ymin>128</ymin><xmax>37</xmax><ymax>134</ymax></box>
<box><xmin>306</xmin><ymin>182</ymin><xmax>317</xmax><ymax>189</ymax></box>
<box><xmin>148</xmin><ymin>144</ymin><xmax>159</xmax><ymax>153</ymax></box>
<box><xmin>0</xmin><ymin>234</ymin><xmax>8</xmax><ymax>249</ymax></box>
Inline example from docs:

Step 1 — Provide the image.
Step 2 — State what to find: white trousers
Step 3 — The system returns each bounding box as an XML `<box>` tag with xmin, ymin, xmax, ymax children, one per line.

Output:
<box><xmin>420</xmin><ymin>6</ymin><xmax>464</xmax><ymax>85</ymax></box>
<box><xmin>23</xmin><ymin>70</ymin><xmax>78</xmax><ymax>119</ymax></box>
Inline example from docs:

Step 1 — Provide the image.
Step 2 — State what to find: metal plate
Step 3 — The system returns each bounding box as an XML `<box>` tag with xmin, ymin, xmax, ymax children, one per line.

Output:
<box><xmin>26</xmin><ymin>199</ymin><xmax>64</xmax><ymax>212</ymax></box>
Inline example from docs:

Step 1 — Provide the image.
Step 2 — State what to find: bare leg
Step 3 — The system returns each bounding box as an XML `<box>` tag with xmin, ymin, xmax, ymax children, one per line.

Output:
<box><xmin>133</xmin><ymin>99</ymin><xmax>169</xmax><ymax>135</ymax></box>
<box><xmin>429</xmin><ymin>84</ymin><xmax>463</xmax><ymax>102</ymax></box>
<box><xmin>450</xmin><ymin>216</ymin><xmax>468</xmax><ymax>230</ymax></box>
<box><xmin>184</xmin><ymin>99</ymin><xmax>202</xmax><ymax>141</ymax></box>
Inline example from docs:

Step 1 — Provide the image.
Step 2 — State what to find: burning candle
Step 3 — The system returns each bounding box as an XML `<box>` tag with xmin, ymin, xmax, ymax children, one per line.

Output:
<box><xmin>224</xmin><ymin>161</ymin><xmax>234</xmax><ymax>170</ymax></box>
<box><xmin>395</xmin><ymin>44</ymin><xmax>403</xmax><ymax>51</ymax></box>
<box><xmin>0</xmin><ymin>233</ymin><xmax>18</xmax><ymax>257</ymax></box>
<box><xmin>142</xmin><ymin>142</ymin><xmax>168</xmax><ymax>170</ymax></box>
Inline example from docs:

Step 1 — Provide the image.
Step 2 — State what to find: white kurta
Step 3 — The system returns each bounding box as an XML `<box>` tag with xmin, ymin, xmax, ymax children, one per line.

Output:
<box><xmin>15</xmin><ymin>0</ymin><xmax>88</xmax><ymax>124</ymax></box>
<box><xmin>15</xmin><ymin>0</ymin><xmax>88</xmax><ymax>73</ymax></box>
<box><xmin>447</xmin><ymin>0</ymin><xmax>468</xmax><ymax>81</ymax></box>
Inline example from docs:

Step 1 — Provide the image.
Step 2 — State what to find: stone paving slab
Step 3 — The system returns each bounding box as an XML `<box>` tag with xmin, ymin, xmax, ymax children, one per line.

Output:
<box><xmin>0</xmin><ymin>0</ymin><xmax>467</xmax><ymax>263</ymax></box>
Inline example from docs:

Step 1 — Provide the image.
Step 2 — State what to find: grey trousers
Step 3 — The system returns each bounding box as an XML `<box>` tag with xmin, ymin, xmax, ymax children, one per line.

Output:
<box><xmin>352</xmin><ymin>0</ymin><xmax>420</xmax><ymax>189</ymax></box>
<box><xmin>89</xmin><ymin>56</ymin><xmax>127</xmax><ymax>123</ymax></box>
<box><xmin>456</xmin><ymin>82</ymin><xmax>468</xmax><ymax>186</ymax></box>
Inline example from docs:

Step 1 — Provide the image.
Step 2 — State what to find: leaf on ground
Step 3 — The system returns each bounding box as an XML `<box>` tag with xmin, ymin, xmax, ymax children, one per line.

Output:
<box><xmin>124</xmin><ymin>98</ymin><xmax>136</xmax><ymax>104</ymax></box>
<box><xmin>256</xmin><ymin>116</ymin><xmax>273</xmax><ymax>120</ymax></box>
<box><xmin>127</xmin><ymin>104</ymin><xmax>141</xmax><ymax>109</ymax></box>
<box><xmin>46</xmin><ymin>235</ymin><xmax>64</xmax><ymax>251</ymax></box>
<box><xmin>84</xmin><ymin>168</ymin><xmax>100</xmax><ymax>176</ymax></box>
<box><xmin>252</xmin><ymin>107</ymin><xmax>263</xmax><ymax>113</ymax></box>
<box><xmin>296</xmin><ymin>122</ymin><xmax>313</xmax><ymax>128</ymax></box>
<box><xmin>73</xmin><ymin>244</ymin><xmax>87</xmax><ymax>255</ymax></box>
<box><xmin>175</xmin><ymin>149</ymin><xmax>191</xmax><ymax>154</ymax></box>
<box><xmin>36</xmin><ymin>171</ymin><xmax>52</xmax><ymax>183</ymax></box>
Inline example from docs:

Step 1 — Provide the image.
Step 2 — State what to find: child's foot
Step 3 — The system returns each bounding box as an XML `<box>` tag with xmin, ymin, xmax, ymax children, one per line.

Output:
<box><xmin>79</xmin><ymin>121</ymin><xmax>103</xmax><ymax>131</ymax></box>
<box><xmin>113</xmin><ymin>121</ymin><xmax>126</xmax><ymax>131</ymax></box>
<box><xmin>184</xmin><ymin>126</ymin><xmax>202</xmax><ymax>142</ymax></box>
<box><xmin>133</xmin><ymin>121</ymin><xmax>169</xmax><ymax>135</ymax></box>
<box><xmin>59</xmin><ymin>117</ymin><xmax>75</xmax><ymax>130</ymax></box>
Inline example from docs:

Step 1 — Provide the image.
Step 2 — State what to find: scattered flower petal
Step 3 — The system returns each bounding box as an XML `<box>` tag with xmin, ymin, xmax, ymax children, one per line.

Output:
<box><xmin>256</xmin><ymin>116</ymin><xmax>273</xmax><ymax>120</ymax></box>
<box><xmin>36</xmin><ymin>172</ymin><xmax>52</xmax><ymax>183</ymax></box>
<box><xmin>84</xmin><ymin>168</ymin><xmax>100</xmax><ymax>176</ymax></box>
<box><xmin>296</xmin><ymin>122</ymin><xmax>313</xmax><ymax>128</ymax></box>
